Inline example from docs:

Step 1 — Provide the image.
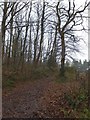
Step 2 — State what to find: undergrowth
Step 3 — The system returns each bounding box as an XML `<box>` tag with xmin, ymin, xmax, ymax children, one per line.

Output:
<box><xmin>2</xmin><ymin>64</ymin><xmax>58</xmax><ymax>88</ymax></box>
<box><xmin>64</xmin><ymin>86</ymin><xmax>89</xmax><ymax>118</ymax></box>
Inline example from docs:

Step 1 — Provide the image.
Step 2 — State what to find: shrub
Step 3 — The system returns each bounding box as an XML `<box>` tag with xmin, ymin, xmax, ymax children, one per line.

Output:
<box><xmin>65</xmin><ymin>66</ymin><xmax>76</xmax><ymax>81</ymax></box>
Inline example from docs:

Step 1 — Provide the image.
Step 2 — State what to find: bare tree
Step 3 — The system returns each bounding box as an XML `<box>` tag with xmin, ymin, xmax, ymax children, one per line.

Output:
<box><xmin>1</xmin><ymin>0</ymin><xmax>89</xmax><ymax>79</ymax></box>
<box><xmin>8</xmin><ymin>3</ymin><xmax>15</xmax><ymax>64</ymax></box>
<box><xmin>33</xmin><ymin>3</ymin><xmax>40</xmax><ymax>63</ymax></box>
<box><xmin>22</xmin><ymin>2</ymin><xmax>32</xmax><ymax>66</ymax></box>
<box><xmin>55</xmin><ymin>1</ymin><xmax>89</xmax><ymax>78</ymax></box>
<box><xmin>36</xmin><ymin>1</ymin><xmax>46</xmax><ymax>63</ymax></box>
<box><xmin>1</xmin><ymin>2</ymin><xmax>8</xmax><ymax>61</ymax></box>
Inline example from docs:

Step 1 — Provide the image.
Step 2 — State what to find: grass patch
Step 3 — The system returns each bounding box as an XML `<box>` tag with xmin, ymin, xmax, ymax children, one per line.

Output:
<box><xmin>80</xmin><ymin>108</ymin><xmax>90</xmax><ymax>118</ymax></box>
<box><xmin>2</xmin><ymin>69</ymin><xmax>17</xmax><ymax>88</ymax></box>
<box><xmin>3</xmin><ymin>79</ymin><xmax>15</xmax><ymax>88</ymax></box>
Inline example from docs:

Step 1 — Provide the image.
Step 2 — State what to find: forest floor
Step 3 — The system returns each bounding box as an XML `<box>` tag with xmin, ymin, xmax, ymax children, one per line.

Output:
<box><xmin>2</xmin><ymin>76</ymin><xmax>88</xmax><ymax>118</ymax></box>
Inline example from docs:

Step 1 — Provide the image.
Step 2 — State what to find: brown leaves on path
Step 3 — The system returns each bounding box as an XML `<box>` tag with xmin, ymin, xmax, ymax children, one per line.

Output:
<box><xmin>2</xmin><ymin>78</ymin><xmax>83</xmax><ymax>118</ymax></box>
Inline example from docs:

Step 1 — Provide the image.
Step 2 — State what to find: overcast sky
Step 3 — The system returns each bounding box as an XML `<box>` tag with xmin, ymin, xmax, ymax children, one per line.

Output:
<box><xmin>0</xmin><ymin>0</ymin><xmax>89</xmax><ymax>62</ymax></box>
<box><xmin>73</xmin><ymin>0</ymin><xmax>88</xmax><ymax>62</ymax></box>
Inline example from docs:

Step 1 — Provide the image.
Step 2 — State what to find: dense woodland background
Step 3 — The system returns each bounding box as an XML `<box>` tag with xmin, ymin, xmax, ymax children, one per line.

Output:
<box><xmin>1</xmin><ymin>0</ymin><xmax>90</xmax><ymax>118</ymax></box>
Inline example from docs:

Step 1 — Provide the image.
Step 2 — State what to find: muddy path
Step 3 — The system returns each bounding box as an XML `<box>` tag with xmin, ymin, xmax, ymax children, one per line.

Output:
<box><xmin>2</xmin><ymin>78</ymin><xmax>52</xmax><ymax>118</ymax></box>
<box><xmin>2</xmin><ymin>77</ymin><xmax>83</xmax><ymax>118</ymax></box>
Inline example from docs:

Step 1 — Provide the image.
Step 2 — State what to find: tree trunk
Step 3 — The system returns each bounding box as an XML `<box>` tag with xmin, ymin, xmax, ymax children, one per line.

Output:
<box><xmin>60</xmin><ymin>32</ymin><xmax>65</xmax><ymax>77</ymax></box>
<box><xmin>36</xmin><ymin>2</ymin><xmax>45</xmax><ymax>63</ymax></box>
<box><xmin>28</xmin><ymin>23</ymin><xmax>32</xmax><ymax>63</ymax></box>
<box><xmin>8</xmin><ymin>4</ymin><xmax>14</xmax><ymax>65</ymax></box>
<box><xmin>22</xmin><ymin>4</ymin><xmax>32</xmax><ymax>66</ymax></box>
<box><xmin>2</xmin><ymin>2</ymin><xmax>7</xmax><ymax>62</ymax></box>
<box><xmin>33</xmin><ymin>20</ymin><xmax>39</xmax><ymax>63</ymax></box>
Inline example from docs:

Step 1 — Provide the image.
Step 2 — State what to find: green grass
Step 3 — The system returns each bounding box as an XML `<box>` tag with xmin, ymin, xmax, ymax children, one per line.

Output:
<box><xmin>3</xmin><ymin>79</ymin><xmax>15</xmax><ymax>88</ymax></box>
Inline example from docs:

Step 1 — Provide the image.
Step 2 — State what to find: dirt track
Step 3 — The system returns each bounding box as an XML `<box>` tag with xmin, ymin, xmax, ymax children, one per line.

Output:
<box><xmin>3</xmin><ymin>78</ymin><xmax>52</xmax><ymax>118</ymax></box>
<box><xmin>2</xmin><ymin>78</ymin><xmax>82</xmax><ymax>118</ymax></box>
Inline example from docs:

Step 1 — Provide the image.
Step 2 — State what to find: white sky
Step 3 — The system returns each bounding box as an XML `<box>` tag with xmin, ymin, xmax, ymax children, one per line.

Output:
<box><xmin>0</xmin><ymin>0</ymin><xmax>89</xmax><ymax>62</ymax></box>
<box><xmin>73</xmin><ymin>0</ymin><xmax>88</xmax><ymax>62</ymax></box>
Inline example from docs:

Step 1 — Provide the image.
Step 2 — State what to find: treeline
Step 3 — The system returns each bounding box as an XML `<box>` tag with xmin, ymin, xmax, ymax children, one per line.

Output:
<box><xmin>72</xmin><ymin>60</ymin><xmax>90</xmax><ymax>71</ymax></box>
<box><xmin>65</xmin><ymin>59</ymin><xmax>90</xmax><ymax>71</ymax></box>
<box><xmin>0</xmin><ymin>1</ymin><xmax>89</xmax><ymax>78</ymax></box>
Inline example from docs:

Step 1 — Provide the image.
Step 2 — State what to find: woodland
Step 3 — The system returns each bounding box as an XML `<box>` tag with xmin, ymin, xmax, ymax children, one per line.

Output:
<box><xmin>0</xmin><ymin>0</ymin><xmax>90</xmax><ymax>118</ymax></box>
